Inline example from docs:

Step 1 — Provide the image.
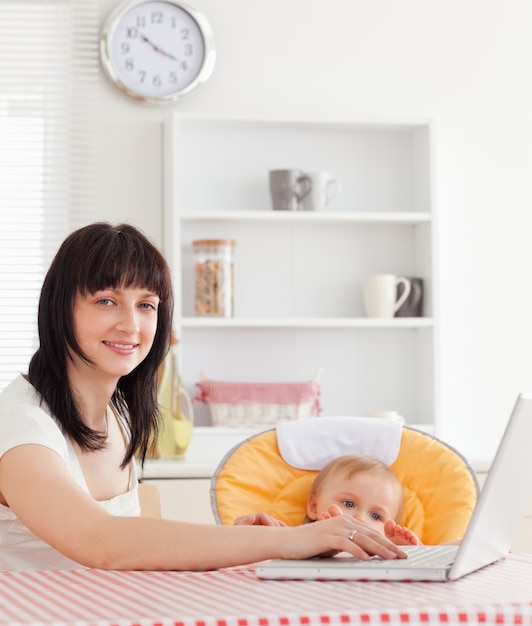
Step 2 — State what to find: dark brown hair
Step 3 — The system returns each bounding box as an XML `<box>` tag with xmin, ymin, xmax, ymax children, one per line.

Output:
<box><xmin>28</xmin><ymin>222</ymin><xmax>173</xmax><ymax>467</ymax></box>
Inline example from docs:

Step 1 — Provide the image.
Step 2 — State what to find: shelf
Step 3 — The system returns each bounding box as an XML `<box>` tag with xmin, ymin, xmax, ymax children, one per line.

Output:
<box><xmin>172</xmin><ymin>115</ymin><xmax>431</xmax><ymax>131</ymax></box>
<box><xmin>180</xmin><ymin>211</ymin><xmax>431</xmax><ymax>225</ymax></box>
<box><xmin>164</xmin><ymin>113</ymin><xmax>437</xmax><ymax>428</ymax></box>
<box><xmin>181</xmin><ymin>317</ymin><xmax>434</xmax><ymax>329</ymax></box>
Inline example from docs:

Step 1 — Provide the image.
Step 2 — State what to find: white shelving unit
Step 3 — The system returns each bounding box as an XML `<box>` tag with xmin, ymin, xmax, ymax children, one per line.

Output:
<box><xmin>163</xmin><ymin>114</ymin><xmax>438</xmax><ymax>431</ymax></box>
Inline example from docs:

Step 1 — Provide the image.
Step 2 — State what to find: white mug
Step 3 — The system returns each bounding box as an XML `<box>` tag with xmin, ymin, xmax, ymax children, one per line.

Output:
<box><xmin>363</xmin><ymin>274</ymin><xmax>411</xmax><ymax>318</ymax></box>
<box><xmin>302</xmin><ymin>171</ymin><xmax>340</xmax><ymax>211</ymax></box>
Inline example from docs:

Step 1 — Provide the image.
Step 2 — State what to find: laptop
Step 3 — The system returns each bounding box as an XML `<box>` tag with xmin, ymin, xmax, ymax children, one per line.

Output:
<box><xmin>255</xmin><ymin>393</ymin><xmax>532</xmax><ymax>582</ymax></box>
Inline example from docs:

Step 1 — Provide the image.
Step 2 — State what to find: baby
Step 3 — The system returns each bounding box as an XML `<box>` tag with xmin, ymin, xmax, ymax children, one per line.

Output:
<box><xmin>306</xmin><ymin>454</ymin><xmax>422</xmax><ymax>546</ymax></box>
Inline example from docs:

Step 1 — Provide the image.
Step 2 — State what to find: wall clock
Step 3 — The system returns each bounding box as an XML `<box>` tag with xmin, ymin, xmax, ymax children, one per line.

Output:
<box><xmin>100</xmin><ymin>0</ymin><xmax>216</xmax><ymax>105</ymax></box>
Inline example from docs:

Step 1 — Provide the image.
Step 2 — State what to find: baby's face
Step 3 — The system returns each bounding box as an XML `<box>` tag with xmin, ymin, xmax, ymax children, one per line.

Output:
<box><xmin>307</xmin><ymin>471</ymin><xmax>400</xmax><ymax>534</ymax></box>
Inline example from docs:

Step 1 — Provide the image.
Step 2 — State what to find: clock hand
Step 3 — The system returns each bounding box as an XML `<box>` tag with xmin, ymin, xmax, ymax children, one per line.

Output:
<box><xmin>140</xmin><ymin>33</ymin><xmax>180</xmax><ymax>62</ymax></box>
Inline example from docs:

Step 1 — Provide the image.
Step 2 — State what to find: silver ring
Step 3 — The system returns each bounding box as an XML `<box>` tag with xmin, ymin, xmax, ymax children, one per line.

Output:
<box><xmin>347</xmin><ymin>529</ymin><xmax>358</xmax><ymax>541</ymax></box>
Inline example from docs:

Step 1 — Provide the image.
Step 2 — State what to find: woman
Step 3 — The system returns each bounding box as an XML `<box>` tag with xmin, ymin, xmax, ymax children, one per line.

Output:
<box><xmin>0</xmin><ymin>222</ymin><xmax>406</xmax><ymax>571</ymax></box>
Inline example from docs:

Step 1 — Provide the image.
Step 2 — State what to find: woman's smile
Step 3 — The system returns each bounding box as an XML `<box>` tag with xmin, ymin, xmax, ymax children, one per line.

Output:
<box><xmin>103</xmin><ymin>340</ymin><xmax>140</xmax><ymax>353</ymax></box>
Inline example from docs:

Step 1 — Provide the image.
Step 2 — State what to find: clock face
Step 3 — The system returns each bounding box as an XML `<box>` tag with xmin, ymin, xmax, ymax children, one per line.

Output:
<box><xmin>100</xmin><ymin>0</ymin><xmax>215</xmax><ymax>104</ymax></box>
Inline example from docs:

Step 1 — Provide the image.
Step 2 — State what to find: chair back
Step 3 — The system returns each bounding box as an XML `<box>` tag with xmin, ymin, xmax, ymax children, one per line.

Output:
<box><xmin>211</xmin><ymin>425</ymin><xmax>479</xmax><ymax>545</ymax></box>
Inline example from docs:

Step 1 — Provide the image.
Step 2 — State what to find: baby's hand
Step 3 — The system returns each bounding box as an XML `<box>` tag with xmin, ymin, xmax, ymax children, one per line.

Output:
<box><xmin>234</xmin><ymin>512</ymin><xmax>286</xmax><ymax>526</ymax></box>
<box><xmin>317</xmin><ymin>504</ymin><xmax>343</xmax><ymax>521</ymax></box>
<box><xmin>384</xmin><ymin>520</ymin><xmax>423</xmax><ymax>546</ymax></box>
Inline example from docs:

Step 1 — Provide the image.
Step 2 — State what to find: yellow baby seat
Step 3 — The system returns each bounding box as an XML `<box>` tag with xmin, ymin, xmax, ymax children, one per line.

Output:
<box><xmin>210</xmin><ymin>417</ymin><xmax>479</xmax><ymax>545</ymax></box>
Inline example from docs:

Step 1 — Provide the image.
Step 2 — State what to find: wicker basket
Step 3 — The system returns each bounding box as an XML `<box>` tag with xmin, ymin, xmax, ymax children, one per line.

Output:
<box><xmin>194</xmin><ymin>373</ymin><xmax>322</xmax><ymax>427</ymax></box>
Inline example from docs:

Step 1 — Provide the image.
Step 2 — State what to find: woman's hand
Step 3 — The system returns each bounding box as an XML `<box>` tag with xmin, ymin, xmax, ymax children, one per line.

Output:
<box><xmin>282</xmin><ymin>514</ymin><xmax>408</xmax><ymax>561</ymax></box>
<box><xmin>234</xmin><ymin>507</ymin><xmax>407</xmax><ymax>560</ymax></box>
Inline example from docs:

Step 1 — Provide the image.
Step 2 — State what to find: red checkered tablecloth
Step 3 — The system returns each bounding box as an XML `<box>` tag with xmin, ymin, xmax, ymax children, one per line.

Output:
<box><xmin>0</xmin><ymin>553</ymin><xmax>531</xmax><ymax>626</ymax></box>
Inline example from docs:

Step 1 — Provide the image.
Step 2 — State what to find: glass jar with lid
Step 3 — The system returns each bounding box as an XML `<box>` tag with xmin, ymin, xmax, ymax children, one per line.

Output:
<box><xmin>193</xmin><ymin>239</ymin><xmax>235</xmax><ymax>317</ymax></box>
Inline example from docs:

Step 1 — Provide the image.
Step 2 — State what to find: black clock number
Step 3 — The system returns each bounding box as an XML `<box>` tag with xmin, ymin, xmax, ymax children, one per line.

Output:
<box><xmin>151</xmin><ymin>11</ymin><xmax>163</xmax><ymax>24</ymax></box>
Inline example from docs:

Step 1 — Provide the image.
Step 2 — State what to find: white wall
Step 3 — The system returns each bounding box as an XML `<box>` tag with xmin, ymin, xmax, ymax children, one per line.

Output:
<box><xmin>96</xmin><ymin>0</ymin><xmax>532</xmax><ymax>464</ymax></box>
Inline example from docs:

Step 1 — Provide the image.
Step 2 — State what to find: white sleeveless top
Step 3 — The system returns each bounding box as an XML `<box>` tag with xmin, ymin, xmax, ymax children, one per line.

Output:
<box><xmin>0</xmin><ymin>375</ymin><xmax>140</xmax><ymax>571</ymax></box>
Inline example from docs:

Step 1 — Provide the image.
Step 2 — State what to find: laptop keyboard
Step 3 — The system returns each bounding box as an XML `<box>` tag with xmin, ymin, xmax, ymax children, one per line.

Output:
<box><xmin>353</xmin><ymin>545</ymin><xmax>459</xmax><ymax>568</ymax></box>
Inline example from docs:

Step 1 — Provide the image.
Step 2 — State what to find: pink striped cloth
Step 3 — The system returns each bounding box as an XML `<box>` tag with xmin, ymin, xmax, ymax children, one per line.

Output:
<box><xmin>195</xmin><ymin>379</ymin><xmax>321</xmax><ymax>413</ymax></box>
<box><xmin>0</xmin><ymin>553</ymin><xmax>531</xmax><ymax>626</ymax></box>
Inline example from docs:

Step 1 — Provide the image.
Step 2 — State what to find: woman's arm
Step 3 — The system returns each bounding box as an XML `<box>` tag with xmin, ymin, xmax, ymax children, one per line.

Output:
<box><xmin>0</xmin><ymin>445</ymin><xmax>407</xmax><ymax>571</ymax></box>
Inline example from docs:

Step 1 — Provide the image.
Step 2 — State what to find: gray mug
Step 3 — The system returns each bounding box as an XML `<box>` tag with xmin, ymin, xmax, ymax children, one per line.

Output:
<box><xmin>269</xmin><ymin>169</ymin><xmax>312</xmax><ymax>211</ymax></box>
<box><xmin>395</xmin><ymin>277</ymin><xmax>424</xmax><ymax>317</ymax></box>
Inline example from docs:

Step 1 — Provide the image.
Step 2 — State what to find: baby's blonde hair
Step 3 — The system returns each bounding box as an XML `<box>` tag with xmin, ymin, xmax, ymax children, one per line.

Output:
<box><xmin>309</xmin><ymin>455</ymin><xmax>405</xmax><ymax>522</ymax></box>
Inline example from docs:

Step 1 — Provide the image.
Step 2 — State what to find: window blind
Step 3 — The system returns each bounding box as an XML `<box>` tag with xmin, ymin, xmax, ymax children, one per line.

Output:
<box><xmin>0</xmin><ymin>0</ymin><xmax>98</xmax><ymax>390</ymax></box>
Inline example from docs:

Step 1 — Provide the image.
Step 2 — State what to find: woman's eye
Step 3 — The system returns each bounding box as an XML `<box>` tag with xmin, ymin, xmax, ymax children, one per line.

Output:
<box><xmin>342</xmin><ymin>501</ymin><xmax>354</xmax><ymax>508</ymax></box>
<box><xmin>96</xmin><ymin>298</ymin><xmax>114</xmax><ymax>306</ymax></box>
<box><xmin>139</xmin><ymin>302</ymin><xmax>157</xmax><ymax>311</ymax></box>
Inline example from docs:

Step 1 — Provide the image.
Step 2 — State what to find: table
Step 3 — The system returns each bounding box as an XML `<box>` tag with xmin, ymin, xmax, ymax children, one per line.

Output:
<box><xmin>0</xmin><ymin>553</ymin><xmax>531</xmax><ymax>626</ymax></box>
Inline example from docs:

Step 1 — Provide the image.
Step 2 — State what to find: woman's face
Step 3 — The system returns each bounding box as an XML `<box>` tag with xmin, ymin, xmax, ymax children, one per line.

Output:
<box><xmin>70</xmin><ymin>286</ymin><xmax>160</xmax><ymax>383</ymax></box>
